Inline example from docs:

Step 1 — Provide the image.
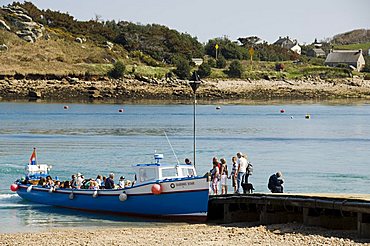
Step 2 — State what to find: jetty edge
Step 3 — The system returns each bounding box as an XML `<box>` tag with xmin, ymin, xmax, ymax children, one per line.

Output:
<box><xmin>208</xmin><ymin>192</ymin><xmax>370</xmax><ymax>238</ymax></box>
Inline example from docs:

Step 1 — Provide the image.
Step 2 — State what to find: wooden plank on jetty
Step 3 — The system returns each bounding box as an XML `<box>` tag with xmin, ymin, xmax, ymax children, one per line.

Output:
<box><xmin>208</xmin><ymin>193</ymin><xmax>370</xmax><ymax>238</ymax></box>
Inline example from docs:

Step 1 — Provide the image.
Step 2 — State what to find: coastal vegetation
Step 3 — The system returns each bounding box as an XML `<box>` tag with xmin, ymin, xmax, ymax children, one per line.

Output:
<box><xmin>1</xmin><ymin>2</ymin><xmax>369</xmax><ymax>81</ymax></box>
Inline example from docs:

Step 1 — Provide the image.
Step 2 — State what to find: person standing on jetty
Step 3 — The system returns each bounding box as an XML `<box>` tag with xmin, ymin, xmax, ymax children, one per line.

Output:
<box><xmin>268</xmin><ymin>171</ymin><xmax>284</xmax><ymax>193</ymax></box>
<box><xmin>230</xmin><ymin>156</ymin><xmax>238</xmax><ymax>193</ymax></box>
<box><xmin>210</xmin><ymin>157</ymin><xmax>220</xmax><ymax>195</ymax></box>
<box><xmin>220</xmin><ymin>158</ymin><xmax>228</xmax><ymax>195</ymax></box>
<box><xmin>235</xmin><ymin>152</ymin><xmax>248</xmax><ymax>194</ymax></box>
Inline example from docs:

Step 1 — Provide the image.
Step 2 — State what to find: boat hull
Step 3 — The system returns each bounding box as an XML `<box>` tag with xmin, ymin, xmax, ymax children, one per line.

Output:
<box><xmin>16</xmin><ymin>177</ymin><xmax>209</xmax><ymax>221</ymax></box>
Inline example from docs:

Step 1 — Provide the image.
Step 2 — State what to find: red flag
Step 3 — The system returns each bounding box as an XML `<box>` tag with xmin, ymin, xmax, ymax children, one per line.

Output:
<box><xmin>29</xmin><ymin>148</ymin><xmax>36</xmax><ymax>165</ymax></box>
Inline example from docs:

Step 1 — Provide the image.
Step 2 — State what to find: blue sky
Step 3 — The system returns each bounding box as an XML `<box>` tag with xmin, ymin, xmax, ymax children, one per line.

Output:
<box><xmin>2</xmin><ymin>0</ymin><xmax>370</xmax><ymax>44</ymax></box>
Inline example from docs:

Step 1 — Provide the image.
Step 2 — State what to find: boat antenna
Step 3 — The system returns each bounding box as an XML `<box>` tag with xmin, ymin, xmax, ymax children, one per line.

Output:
<box><xmin>164</xmin><ymin>131</ymin><xmax>180</xmax><ymax>165</ymax></box>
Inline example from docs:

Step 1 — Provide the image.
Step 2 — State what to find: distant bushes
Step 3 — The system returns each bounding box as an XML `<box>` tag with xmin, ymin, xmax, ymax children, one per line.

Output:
<box><xmin>174</xmin><ymin>57</ymin><xmax>191</xmax><ymax>79</ymax></box>
<box><xmin>108</xmin><ymin>61</ymin><xmax>125</xmax><ymax>78</ymax></box>
<box><xmin>216</xmin><ymin>56</ymin><xmax>227</xmax><ymax>68</ymax></box>
<box><xmin>197</xmin><ymin>63</ymin><xmax>211</xmax><ymax>78</ymax></box>
<box><xmin>226</xmin><ymin>60</ymin><xmax>243</xmax><ymax>78</ymax></box>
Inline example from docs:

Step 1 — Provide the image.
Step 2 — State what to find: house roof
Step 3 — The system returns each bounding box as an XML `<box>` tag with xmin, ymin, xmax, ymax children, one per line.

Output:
<box><xmin>325</xmin><ymin>50</ymin><xmax>362</xmax><ymax>63</ymax></box>
<box><xmin>312</xmin><ymin>48</ymin><xmax>325</xmax><ymax>55</ymax></box>
<box><xmin>274</xmin><ymin>36</ymin><xmax>294</xmax><ymax>47</ymax></box>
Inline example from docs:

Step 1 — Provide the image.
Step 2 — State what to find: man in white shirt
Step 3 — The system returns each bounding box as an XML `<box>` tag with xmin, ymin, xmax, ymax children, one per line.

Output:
<box><xmin>235</xmin><ymin>152</ymin><xmax>248</xmax><ymax>193</ymax></box>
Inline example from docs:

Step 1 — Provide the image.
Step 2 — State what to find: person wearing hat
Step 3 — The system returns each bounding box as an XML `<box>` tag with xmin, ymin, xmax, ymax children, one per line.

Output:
<box><xmin>268</xmin><ymin>171</ymin><xmax>284</xmax><ymax>193</ymax></box>
<box><xmin>118</xmin><ymin>176</ymin><xmax>125</xmax><ymax>188</ymax></box>
<box><xmin>76</xmin><ymin>173</ymin><xmax>84</xmax><ymax>189</ymax></box>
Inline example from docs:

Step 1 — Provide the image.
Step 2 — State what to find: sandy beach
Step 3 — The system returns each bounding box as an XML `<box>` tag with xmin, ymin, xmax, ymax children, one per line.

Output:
<box><xmin>0</xmin><ymin>222</ymin><xmax>369</xmax><ymax>246</ymax></box>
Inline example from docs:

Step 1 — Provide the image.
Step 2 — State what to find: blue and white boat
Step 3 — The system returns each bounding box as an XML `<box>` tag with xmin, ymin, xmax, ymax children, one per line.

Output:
<box><xmin>11</xmin><ymin>154</ymin><xmax>209</xmax><ymax>221</ymax></box>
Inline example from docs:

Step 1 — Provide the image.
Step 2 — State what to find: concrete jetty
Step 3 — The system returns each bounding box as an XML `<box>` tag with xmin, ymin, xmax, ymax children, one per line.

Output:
<box><xmin>208</xmin><ymin>193</ymin><xmax>370</xmax><ymax>238</ymax></box>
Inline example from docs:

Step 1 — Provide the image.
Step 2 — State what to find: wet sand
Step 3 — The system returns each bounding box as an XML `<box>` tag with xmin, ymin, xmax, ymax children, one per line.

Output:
<box><xmin>0</xmin><ymin>222</ymin><xmax>369</xmax><ymax>245</ymax></box>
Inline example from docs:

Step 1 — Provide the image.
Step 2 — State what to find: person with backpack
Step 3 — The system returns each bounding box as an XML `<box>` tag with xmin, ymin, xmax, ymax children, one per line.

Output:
<box><xmin>234</xmin><ymin>152</ymin><xmax>248</xmax><ymax>194</ymax></box>
<box><xmin>268</xmin><ymin>171</ymin><xmax>284</xmax><ymax>193</ymax></box>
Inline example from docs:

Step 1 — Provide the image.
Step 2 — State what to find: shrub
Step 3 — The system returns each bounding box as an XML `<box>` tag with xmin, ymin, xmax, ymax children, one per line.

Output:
<box><xmin>174</xmin><ymin>57</ymin><xmax>191</xmax><ymax>79</ymax></box>
<box><xmin>226</xmin><ymin>60</ymin><xmax>244</xmax><ymax>78</ymax></box>
<box><xmin>108</xmin><ymin>60</ymin><xmax>125</xmax><ymax>78</ymax></box>
<box><xmin>207</xmin><ymin>58</ymin><xmax>216</xmax><ymax>68</ymax></box>
<box><xmin>216</xmin><ymin>56</ymin><xmax>227</xmax><ymax>68</ymax></box>
<box><xmin>197</xmin><ymin>63</ymin><xmax>211</xmax><ymax>78</ymax></box>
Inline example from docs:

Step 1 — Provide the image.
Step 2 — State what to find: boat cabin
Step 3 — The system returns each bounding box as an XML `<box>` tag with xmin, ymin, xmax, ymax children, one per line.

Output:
<box><xmin>25</xmin><ymin>164</ymin><xmax>52</xmax><ymax>180</ymax></box>
<box><xmin>132</xmin><ymin>154</ymin><xmax>197</xmax><ymax>185</ymax></box>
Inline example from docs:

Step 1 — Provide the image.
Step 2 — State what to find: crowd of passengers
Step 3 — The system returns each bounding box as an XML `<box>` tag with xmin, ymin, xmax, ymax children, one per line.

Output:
<box><xmin>22</xmin><ymin>172</ymin><xmax>131</xmax><ymax>190</ymax></box>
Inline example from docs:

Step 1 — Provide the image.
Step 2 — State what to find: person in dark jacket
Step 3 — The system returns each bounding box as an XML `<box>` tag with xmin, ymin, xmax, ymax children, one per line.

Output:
<box><xmin>268</xmin><ymin>171</ymin><xmax>284</xmax><ymax>193</ymax></box>
<box><xmin>104</xmin><ymin>173</ymin><xmax>115</xmax><ymax>189</ymax></box>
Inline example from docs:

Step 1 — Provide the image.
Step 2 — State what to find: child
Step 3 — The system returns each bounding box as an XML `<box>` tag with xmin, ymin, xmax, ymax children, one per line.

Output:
<box><xmin>211</xmin><ymin>157</ymin><xmax>220</xmax><ymax>195</ymax></box>
<box><xmin>230</xmin><ymin>156</ymin><xmax>237</xmax><ymax>193</ymax></box>
<box><xmin>220</xmin><ymin>158</ymin><xmax>228</xmax><ymax>195</ymax></box>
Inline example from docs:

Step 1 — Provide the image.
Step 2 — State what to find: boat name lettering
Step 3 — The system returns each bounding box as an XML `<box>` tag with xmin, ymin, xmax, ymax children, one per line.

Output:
<box><xmin>176</xmin><ymin>182</ymin><xmax>195</xmax><ymax>187</ymax></box>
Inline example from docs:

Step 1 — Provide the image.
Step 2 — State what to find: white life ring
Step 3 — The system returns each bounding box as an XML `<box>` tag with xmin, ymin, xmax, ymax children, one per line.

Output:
<box><xmin>48</xmin><ymin>187</ymin><xmax>53</xmax><ymax>193</ymax></box>
<box><xmin>119</xmin><ymin>192</ymin><xmax>127</xmax><ymax>202</ymax></box>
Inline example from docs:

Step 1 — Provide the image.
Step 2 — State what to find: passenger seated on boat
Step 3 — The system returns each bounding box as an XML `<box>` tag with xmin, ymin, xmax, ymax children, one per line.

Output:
<box><xmin>104</xmin><ymin>173</ymin><xmax>115</xmax><ymax>189</ymax></box>
<box><xmin>20</xmin><ymin>177</ymin><xmax>30</xmax><ymax>185</ymax></box>
<box><xmin>100</xmin><ymin>176</ymin><xmax>106</xmax><ymax>189</ymax></box>
<box><xmin>46</xmin><ymin>176</ymin><xmax>54</xmax><ymax>187</ymax></box>
<box><xmin>38</xmin><ymin>177</ymin><xmax>46</xmax><ymax>186</ymax></box>
<box><xmin>119</xmin><ymin>176</ymin><xmax>125</xmax><ymax>188</ymax></box>
<box><xmin>81</xmin><ymin>178</ymin><xmax>92</xmax><ymax>189</ymax></box>
<box><xmin>70</xmin><ymin>174</ymin><xmax>77</xmax><ymax>188</ymax></box>
<box><xmin>89</xmin><ymin>180</ymin><xmax>99</xmax><ymax>190</ymax></box>
<box><xmin>54</xmin><ymin>180</ymin><xmax>61</xmax><ymax>189</ymax></box>
<box><xmin>185</xmin><ymin>158</ymin><xmax>192</xmax><ymax>165</ymax></box>
<box><xmin>76</xmin><ymin>174</ymin><xmax>84</xmax><ymax>189</ymax></box>
<box><xmin>63</xmin><ymin>180</ymin><xmax>70</xmax><ymax>189</ymax></box>
<box><xmin>124</xmin><ymin>180</ymin><xmax>132</xmax><ymax>187</ymax></box>
<box><xmin>96</xmin><ymin>175</ymin><xmax>102</xmax><ymax>187</ymax></box>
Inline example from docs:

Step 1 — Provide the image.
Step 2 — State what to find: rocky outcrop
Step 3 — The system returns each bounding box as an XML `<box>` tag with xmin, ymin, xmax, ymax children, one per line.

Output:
<box><xmin>0</xmin><ymin>19</ymin><xmax>11</xmax><ymax>31</ymax></box>
<box><xmin>103</xmin><ymin>41</ymin><xmax>114</xmax><ymax>50</ymax></box>
<box><xmin>0</xmin><ymin>44</ymin><xmax>8</xmax><ymax>51</ymax></box>
<box><xmin>1</xmin><ymin>5</ymin><xmax>44</xmax><ymax>43</ymax></box>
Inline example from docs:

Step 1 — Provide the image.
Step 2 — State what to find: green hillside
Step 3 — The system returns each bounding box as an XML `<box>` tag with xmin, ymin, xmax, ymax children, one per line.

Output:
<box><xmin>0</xmin><ymin>2</ymin><xmax>368</xmax><ymax>80</ymax></box>
<box><xmin>334</xmin><ymin>42</ymin><xmax>370</xmax><ymax>52</ymax></box>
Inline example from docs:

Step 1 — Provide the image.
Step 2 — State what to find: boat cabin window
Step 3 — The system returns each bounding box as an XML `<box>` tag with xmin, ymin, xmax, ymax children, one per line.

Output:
<box><xmin>181</xmin><ymin>167</ymin><xmax>195</xmax><ymax>177</ymax></box>
<box><xmin>139</xmin><ymin>168</ymin><xmax>156</xmax><ymax>182</ymax></box>
<box><xmin>160</xmin><ymin>167</ymin><xmax>178</xmax><ymax>179</ymax></box>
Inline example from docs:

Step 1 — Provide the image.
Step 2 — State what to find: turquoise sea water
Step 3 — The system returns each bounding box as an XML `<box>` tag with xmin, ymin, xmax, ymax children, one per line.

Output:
<box><xmin>0</xmin><ymin>102</ymin><xmax>369</xmax><ymax>232</ymax></box>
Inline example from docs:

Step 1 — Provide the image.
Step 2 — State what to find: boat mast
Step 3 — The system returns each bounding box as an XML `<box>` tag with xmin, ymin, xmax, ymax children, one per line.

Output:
<box><xmin>189</xmin><ymin>72</ymin><xmax>201</xmax><ymax>167</ymax></box>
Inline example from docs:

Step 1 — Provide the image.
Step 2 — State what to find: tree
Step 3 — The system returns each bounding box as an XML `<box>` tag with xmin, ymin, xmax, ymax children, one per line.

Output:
<box><xmin>197</xmin><ymin>63</ymin><xmax>211</xmax><ymax>78</ymax></box>
<box><xmin>226</xmin><ymin>60</ymin><xmax>244</xmax><ymax>78</ymax></box>
<box><xmin>238</xmin><ymin>36</ymin><xmax>261</xmax><ymax>47</ymax></box>
<box><xmin>216</xmin><ymin>56</ymin><xmax>227</xmax><ymax>68</ymax></box>
<box><xmin>205</xmin><ymin>37</ymin><xmax>247</xmax><ymax>60</ymax></box>
<box><xmin>174</xmin><ymin>57</ymin><xmax>191</xmax><ymax>79</ymax></box>
<box><xmin>108</xmin><ymin>61</ymin><xmax>125</xmax><ymax>78</ymax></box>
<box><xmin>207</xmin><ymin>58</ymin><xmax>216</xmax><ymax>68</ymax></box>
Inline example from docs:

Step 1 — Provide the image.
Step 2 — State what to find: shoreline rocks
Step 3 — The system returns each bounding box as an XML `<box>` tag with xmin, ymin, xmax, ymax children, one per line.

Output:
<box><xmin>1</xmin><ymin>76</ymin><xmax>370</xmax><ymax>102</ymax></box>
